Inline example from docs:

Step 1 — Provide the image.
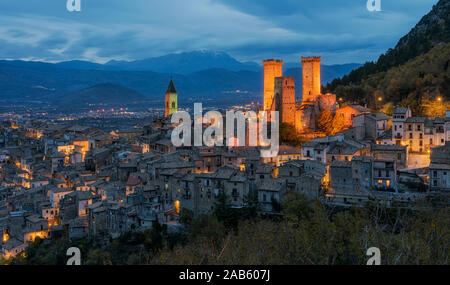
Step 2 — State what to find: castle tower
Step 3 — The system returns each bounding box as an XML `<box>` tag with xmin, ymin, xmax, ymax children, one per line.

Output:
<box><xmin>301</xmin><ymin>56</ymin><xmax>321</xmax><ymax>103</ymax></box>
<box><xmin>274</xmin><ymin>77</ymin><xmax>296</xmax><ymax>125</ymax></box>
<box><xmin>263</xmin><ymin>59</ymin><xmax>283</xmax><ymax>111</ymax></box>
<box><xmin>165</xmin><ymin>79</ymin><xmax>178</xmax><ymax>117</ymax></box>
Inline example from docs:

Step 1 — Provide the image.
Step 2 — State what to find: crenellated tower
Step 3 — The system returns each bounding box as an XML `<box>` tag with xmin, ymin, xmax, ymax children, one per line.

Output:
<box><xmin>263</xmin><ymin>59</ymin><xmax>283</xmax><ymax>111</ymax></box>
<box><xmin>274</xmin><ymin>77</ymin><xmax>296</xmax><ymax>125</ymax></box>
<box><xmin>301</xmin><ymin>56</ymin><xmax>321</xmax><ymax>103</ymax></box>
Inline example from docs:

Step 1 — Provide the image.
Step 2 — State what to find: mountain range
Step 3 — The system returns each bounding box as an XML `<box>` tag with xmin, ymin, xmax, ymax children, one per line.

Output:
<box><xmin>0</xmin><ymin>51</ymin><xmax>360</xmax><ymax>107</ymax></box>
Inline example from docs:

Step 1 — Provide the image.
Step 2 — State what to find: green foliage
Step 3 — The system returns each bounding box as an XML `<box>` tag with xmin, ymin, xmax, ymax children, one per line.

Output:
<box><xmin>281</xmin><ymin>191</ymin><xmax>313</xmax><ymax>221</ymax></box>
<box><xmin>327</xmin><ymin>0</ymin><xmax>449</xmax><ymax>92</ymax></box>
<box><xmin>179</xmin><ymin>208</ymin><xmax>194</xmax><ymax>225</ymax></box>
<box><xmin>190</xmin><ymin>214</ymin><xmax>226</xmax><ymax>245</ymax></box>
<box><xmin>330</xmin><ymin>43</ymin><xmax>450</xmax><ymax>115</ymax></box>
<box><xmin>242</xmin><ymin>190</ymin><xmax>259</xmax><ymax>220</ymax></box>
<box><xmin>86</xmin><ymin>248</ymin><xmax>114</xmax><ymax>265</ymax></box>
<box><xmin>153</xmin><ymin>202</ymin><xmax>450</xmax><ymax>265</ymax></box>
<box><xmin>213</xmin><ymin>189</ymin><xmax>239</xmax><ymax>230</ymax></box>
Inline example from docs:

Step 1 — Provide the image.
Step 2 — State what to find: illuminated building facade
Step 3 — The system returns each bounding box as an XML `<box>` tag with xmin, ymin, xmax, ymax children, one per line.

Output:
<box><xmin>263</xmin><ymin>59</ymin><xmax>283</xmax><ymax>111</ymax></box>
<box><xmin>165</xmin><ymin>79</ymin><xmax>178</xmax><ymax>117</ymax></box>
<box><xmin>301</xmin><ymin>56</ymin><xmax>321</xmax><ymax>103</ymax></box>
<box><xmin>262</xmin><ymin>56</ymin><xmax>337</xmax><ymax>133</ymax></box>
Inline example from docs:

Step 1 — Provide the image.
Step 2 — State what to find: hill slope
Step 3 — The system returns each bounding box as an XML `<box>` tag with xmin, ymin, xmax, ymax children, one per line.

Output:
<box><xmin>325</xmin><ymin>0</ymin><xmax>450</xmax><ymax>115</ymax></box>
<box><xmin>326</xmin><ymin>0</ymin><xmax>449</xmax><ymax>91</ymax></box>
<box><xmin>56</xmin><ymin>83</ymin><xmax>148</xmax><ymax>106</ymax></box>
<box><xmin>336</xmin><ymin>43</ymin><xmax>450</xmax><ymax>115</ymax></box>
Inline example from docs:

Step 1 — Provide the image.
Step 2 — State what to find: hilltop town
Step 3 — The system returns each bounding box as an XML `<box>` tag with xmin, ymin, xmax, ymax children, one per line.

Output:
<box><xmin>0</xmin><ymin>56</ymin><xmax>449</xmax><ymax>261</ymax></box>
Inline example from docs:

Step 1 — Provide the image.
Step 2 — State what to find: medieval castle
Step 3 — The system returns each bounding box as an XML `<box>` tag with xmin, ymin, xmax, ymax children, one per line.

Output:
<box><xmin>165</xmin><ymin>56</ymin><xmax>338</xmax><ymax>135</ymax></box>
<box><xmin>263</xmin><ymin>56</ymin><xmax>338</xmax><ymax>133</ymax></box>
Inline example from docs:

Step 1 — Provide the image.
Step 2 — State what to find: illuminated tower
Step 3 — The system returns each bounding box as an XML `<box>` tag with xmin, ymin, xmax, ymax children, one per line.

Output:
<box><xmin>263</xmin><ymin>59</ymin><xmax>283</xmax><ymax>111</ymax></box>
<box><xmin>301</xmin><ymin>56</ymin><xmax>321</xmax><ymax>103</ymax></box>
<box><xmin>165</xmin><ymin>79</ymin><xmax>178</xmax><ymax>117</ymax></box>
<box><xmin>274</xmin><ymin>77</ymin><xmax>296</xmax><ymax>125</ymax></box>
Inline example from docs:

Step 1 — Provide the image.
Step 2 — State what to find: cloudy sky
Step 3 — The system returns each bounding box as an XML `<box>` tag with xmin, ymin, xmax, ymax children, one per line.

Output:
<box><xmin>0</xmin><ymin>0</ymin><xmax>439</xmax><ymax>65</ymax></box>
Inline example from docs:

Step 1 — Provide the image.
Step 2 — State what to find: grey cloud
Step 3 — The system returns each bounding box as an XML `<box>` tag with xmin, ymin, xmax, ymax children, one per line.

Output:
<box><xmin>0</xmin><ymin>0</ymin><xmax>440</xmax><ymax>64</ymax></box>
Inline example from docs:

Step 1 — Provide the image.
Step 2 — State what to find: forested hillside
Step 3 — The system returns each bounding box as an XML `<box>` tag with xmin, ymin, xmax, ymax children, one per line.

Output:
<box><xmin>325</xmin><ymin>0</ymin><xmax>450</xmax><ymax>115</ymax></box>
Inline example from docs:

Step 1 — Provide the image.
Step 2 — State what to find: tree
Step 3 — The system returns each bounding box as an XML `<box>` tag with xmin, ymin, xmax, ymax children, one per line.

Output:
<box><xmin>279</xmin><ymin>123</ymin><xmax>307</xmax><ymax>146</ymax></box>
<box><xmin>213</xmin><ymin>188</ymin><xmax>238</xmax><ymax>229</ymax></box>
<box><xmin>242</xmin><ymin>189</ymin><xmax>259</xmax><ymax>220</ymax></box>
<box><xmin>179</xmin><ymin>208</ymin><xmax>194</xmax><ymax>225</ymax></box>
<box><xmin>330</xmin><ymin>113</ymin><xmax>346</xmax><ymax>135</ymax></box>
<box><xmin>190</xmin><ymin>214</ymin><xmax>226</xmax><ymax>246</ymax></box>
<box><xmin>317</xmin><ymin>109</ymin><xmax>333</xmax><ymax>134</ymax></box>
<box><xmin>86</xmin><ymin>248</ymin><xmax>113</xmax><ymax>265</ymax></box>
<box><xmin>281</xmin><ymin>191</ymin><xmax>313</xmax><ymax>222</ymax></box>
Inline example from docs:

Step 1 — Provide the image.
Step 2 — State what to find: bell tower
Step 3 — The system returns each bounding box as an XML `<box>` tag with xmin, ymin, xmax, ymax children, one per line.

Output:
<box><xmin>165</xmin><ymin>79</ymin><xmax>178</xmax><ymax>117</ymax></box>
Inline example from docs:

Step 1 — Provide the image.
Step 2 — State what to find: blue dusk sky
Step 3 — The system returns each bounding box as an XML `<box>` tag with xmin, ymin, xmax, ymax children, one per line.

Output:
<box><xmin>0</xmin><ymin>0</ymin><xmax>439</xmax><ymax>64</ymax></box>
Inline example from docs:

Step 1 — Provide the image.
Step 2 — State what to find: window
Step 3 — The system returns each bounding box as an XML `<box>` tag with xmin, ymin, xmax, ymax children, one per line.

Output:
<box><xmin>289</xmin><ymin>171</ymin><xmax>293</xmax><ymax>177</ymax></box>
<box><xmin>409</xmin><ymin>133</ymin><xmax>413</xmax><ymax>139</ymax></box>
<box><xmin>397</xmin><ymin>153</ymin><xmax>402</xmax><ymax>160</ymax></box>
<box><xmin>260</xmin><ymin>175</ymin><xmax>264</xmax><ymax>179</ymax></box>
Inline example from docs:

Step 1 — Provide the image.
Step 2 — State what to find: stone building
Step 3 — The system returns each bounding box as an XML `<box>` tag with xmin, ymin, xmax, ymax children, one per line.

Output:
<box><xmin>263</xmin><ymin>59</ymin><xmax>283</xmax><ymax>112</ymax></box>
<box><xmin>429</xmin><ymin>142</ymin><xmax>450</xmax><ymax>192</ymax></box>
<box><xmin>262</xmin><ymin>56</ymin><xmax>337</xmax><ymax>133</ymax></box>
<box><xmin>301</xmin><ymin>56</ymin><xmax>321</xmax><ymax>103</ymax></box>
<box><xmin>165</xmin><ymin>79</ymin><xmax>178</xmax><ymax>118</ymax></box>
